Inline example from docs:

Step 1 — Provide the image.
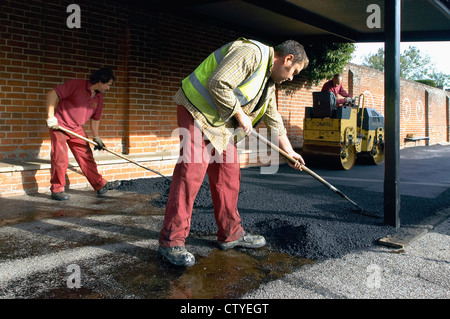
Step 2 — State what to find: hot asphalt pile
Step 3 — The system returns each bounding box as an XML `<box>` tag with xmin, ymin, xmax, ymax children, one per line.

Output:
<box><xmin>117</xmin><ymin>148</ymin><xmax>450</xmax><ymax>260</ymax></box>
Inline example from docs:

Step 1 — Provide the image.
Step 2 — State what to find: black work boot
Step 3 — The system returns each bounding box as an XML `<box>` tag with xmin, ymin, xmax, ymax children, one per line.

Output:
<box><xmin>51</xmin><ymin>192</ymin><xmax>70</xmax><ymax>201</ymax></box>
<box><xmin>97</xmin><ymin>181</ymin><xmax>122</xmax><ymax>196</ymax></box>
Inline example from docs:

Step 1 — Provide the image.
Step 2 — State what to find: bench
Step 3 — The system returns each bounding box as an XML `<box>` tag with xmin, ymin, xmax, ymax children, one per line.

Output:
<box><xmin>404</xmin><ymin>136</ymin><xmax>429</xmax><ymax>147</ymax></box>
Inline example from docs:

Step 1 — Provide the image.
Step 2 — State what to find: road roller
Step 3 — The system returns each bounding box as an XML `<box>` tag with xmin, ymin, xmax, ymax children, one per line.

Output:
<box><xmin>302</xmin><ymin>92</ymin><xmax>385</xmax><ymax>170</ymax></box>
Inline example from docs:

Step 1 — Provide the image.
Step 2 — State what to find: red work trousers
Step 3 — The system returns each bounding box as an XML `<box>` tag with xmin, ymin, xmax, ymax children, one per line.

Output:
<box><xmin>49</xmin><ymin>127</ymin><xmax>107</xmax><ymax>193</ymax></box>
<box><xmin>159</xmin><ymin>105</ymin><xmax>245</xmax><ymax>247</ymax></box>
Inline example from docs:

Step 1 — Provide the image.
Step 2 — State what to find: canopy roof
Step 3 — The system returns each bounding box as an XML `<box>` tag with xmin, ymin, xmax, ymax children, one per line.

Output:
<box><xmin>139</xmin><ymin>0</ymin><xmax>450</xmax><ymax>43</ymax></box>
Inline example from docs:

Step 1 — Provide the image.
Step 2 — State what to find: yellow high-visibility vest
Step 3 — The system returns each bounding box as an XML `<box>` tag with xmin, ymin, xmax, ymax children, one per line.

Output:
<box><xmin>181</xmin><ymin>38</ymin><xmax>272</xmax><ymax>127</ymax></box>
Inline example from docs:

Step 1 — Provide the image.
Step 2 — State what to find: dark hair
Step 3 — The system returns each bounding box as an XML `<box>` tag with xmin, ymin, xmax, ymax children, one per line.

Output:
<box><xmin>89</xmin><ymin>68</ymin><xmax>116</xmax><ymax>84</ymax></box>
<box><xmin>274</xmin><ymin>40</ymin><xmax>309</xmax><ymax>67</ymax></box>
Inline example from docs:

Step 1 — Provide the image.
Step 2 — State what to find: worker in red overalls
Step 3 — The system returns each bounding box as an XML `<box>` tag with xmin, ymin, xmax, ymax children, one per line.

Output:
<box><xmin>321</xmin><ymin>73</ymin><xmax>352</xmax><ymax>106</ymax></box>
<box><xmin>45</xmin><ymin>68</ymin><xmax>121</xmax><ymax>201</ymax></box>
<box><xmin>158</xmin><ymin>39</ymin><xmax>309</xmax><ymax>266</ymax></box>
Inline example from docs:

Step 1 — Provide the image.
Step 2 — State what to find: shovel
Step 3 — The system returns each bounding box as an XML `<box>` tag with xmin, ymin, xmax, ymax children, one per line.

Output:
<box><xmin>250</xmin><ymin>130</ymin><xmax>374</xmax><ymax>216</ymax></box>
<box><xmin>57</xmin><ymin>126</ymin><xmax>171</xmax><ymax>181</ymax></box>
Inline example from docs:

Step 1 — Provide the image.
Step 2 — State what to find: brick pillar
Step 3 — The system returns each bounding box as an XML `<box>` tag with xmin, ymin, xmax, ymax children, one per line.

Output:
<box><xmin>348</xmin><ymin>70</ymin><xmax>354</xmax><ymax>97</ymax></box>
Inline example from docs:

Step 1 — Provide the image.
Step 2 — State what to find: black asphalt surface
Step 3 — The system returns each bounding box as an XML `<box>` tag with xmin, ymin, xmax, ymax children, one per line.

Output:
<box><xmin>118</xmin><ymin>144</ymin><xmax>450</xmax><ymax>260</ymax></box>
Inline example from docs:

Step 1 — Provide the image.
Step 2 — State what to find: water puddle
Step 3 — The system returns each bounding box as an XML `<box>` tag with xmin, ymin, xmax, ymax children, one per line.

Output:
<box><xmin>166</xmin><ymin>248</ymin><xmax>313</xmax><ymax>299</ymax></box>
<box><xmin>112</xmin><ymin>247</ymin><xmax>313</xmax><ymax>299</ymax></box>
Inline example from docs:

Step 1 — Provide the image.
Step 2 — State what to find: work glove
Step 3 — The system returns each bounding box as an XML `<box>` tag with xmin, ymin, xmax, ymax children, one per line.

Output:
<box><xmin>46</xmin><ymin>116</ymin><xmax>59</xmax><ymax>129</ymax></box>
<box><xmin>93</xmin><ymin>137</ymin><xmax>105</xmax><ymax>150</ymax></box>
<box><xmin>344</xmin><ymin>97</ymin><xmax>352</xmax><ymax>103</ymax></box>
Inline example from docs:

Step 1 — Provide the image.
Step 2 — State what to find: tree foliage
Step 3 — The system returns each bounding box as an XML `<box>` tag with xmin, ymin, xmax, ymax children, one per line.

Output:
<box><xmin>362</xmin><ymin>46</ymin><xmax>450</xmax><ymax>88</ymax></box>
<box><xmin>362</xmin><ymin>47</ymin><xmax>384</xmax><ymax>72</ymax></box>
<box><xmin>300</xmin><ymin>42</ymin><xmax>356</xmax><ymax>86</ymax></box>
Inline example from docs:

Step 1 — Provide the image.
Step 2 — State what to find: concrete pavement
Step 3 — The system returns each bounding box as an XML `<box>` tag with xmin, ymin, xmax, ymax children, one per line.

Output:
<box><xmin>244</xmin><ymin>208</ymin><xmax>450</xmax><ymax>299</ymax></box>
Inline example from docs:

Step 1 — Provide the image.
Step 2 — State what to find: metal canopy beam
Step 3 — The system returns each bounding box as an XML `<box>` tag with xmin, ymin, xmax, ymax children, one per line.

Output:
<box><xmin>357</xmin><ymin>30</ymin><xmax>450</xmax><ymax>42</ymax></box>
<box><xmin>384</xmin><ymin>0</ymin><xmax>401</xmax><ymax>228</ymax></box>
<box><xmin>428</xmin><ymin>0</ymin><xmax>450</xmax><ymax>19</ymax></box>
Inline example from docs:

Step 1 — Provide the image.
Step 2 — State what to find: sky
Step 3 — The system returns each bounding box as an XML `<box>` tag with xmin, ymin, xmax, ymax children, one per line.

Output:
<box><xmin>351</xmin><ymin>41</ymin><xmax>450</xmax><ymax>75</ymax></box>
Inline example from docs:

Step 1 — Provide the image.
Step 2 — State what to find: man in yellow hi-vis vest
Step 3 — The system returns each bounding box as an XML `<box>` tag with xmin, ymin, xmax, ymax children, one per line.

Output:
<box><xmin>159</xmin><ymin>38</ymin><xmax>309</xmax><ymax>266</ymax></box>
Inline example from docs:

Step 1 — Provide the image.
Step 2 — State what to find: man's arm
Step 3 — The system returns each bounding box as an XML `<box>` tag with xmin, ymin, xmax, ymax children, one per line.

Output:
<box><xmin>339</xmin><ymin>85</ymin><xmax>351</xmax><ymax>98</ymax></box>
<box><xmin>46</xmin><ymin>90</ymin><xmax>59</xmax><ymax>129</ymax></box>
<box><xmin>46</xmin><ymin>90</ymin><xmax>58</xmax><ymax>117</ymax></box>
<box><xmin>234</xmin><ymin>108</ymin><xmax>253</xmax><ymax>135</ymax></box>
<box><xmin>90</xmin><ymin>120</ymin><xmax>105</xmax><ymax>150</ymax></box>
<box><xmin>335</xmin><ymin>85</ymin><xmax>351</xmax><ymax>105</ymax></box>
<box><xmin>262</xmin><ymin>86</ymin><xmax>303</xmax><ymax>169</ymax></box>
<box><xmin>278</xmin><ymin>134</ymin><xmax>305</xmax><ymax>170</ymax></box>
<box><xmin>90</xmin><ymin>120</ymin><xmax>100</xmax><ymax>138</ymax></box>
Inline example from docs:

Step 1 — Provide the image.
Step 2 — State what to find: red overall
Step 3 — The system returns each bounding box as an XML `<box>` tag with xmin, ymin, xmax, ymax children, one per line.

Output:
<box><xmin>50</xmin><ymin>128</ymin><xmax>107</xmax><ymax>193</ymax></box>
<box><xmin>159</xmin><ymin>105</ymin><xmax>245</xmax><ymax>247</ymax></box>
<box><xmin>50</xmin><ymin>79</ymin><xmax>107</xmax><ymax>193</ymax></box>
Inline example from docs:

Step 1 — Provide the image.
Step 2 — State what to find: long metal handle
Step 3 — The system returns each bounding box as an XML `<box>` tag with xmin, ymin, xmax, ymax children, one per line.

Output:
<box><xmin>57</xmin><ymin>126</ymin><xmax>170</xmax><ymax>181</ymax></box>
<box><xmin>249</xmin><ymin>130</ymin><xmax>365</xmax><ymax>212</ymax></box>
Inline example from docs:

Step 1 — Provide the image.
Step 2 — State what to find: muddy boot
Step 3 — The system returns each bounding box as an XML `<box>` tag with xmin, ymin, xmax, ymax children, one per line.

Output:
<box><xmin>158</xmin><ymin>246</ymin><xmax>195</xmax><ymax>267</ymax></box>
<box><xmin>97</xmin><ymin>181</ymin><xmax>122</xmax><ymax>196</ymax></box>
<box><xmin>218</xmin><ymin>233</ymin><xmax>266</xmax><ymax>250</ymax></box>
<box><xmin>51</xmin><ymin>192</ymin><xmax>70</xmax><ymax>201</ymax></box>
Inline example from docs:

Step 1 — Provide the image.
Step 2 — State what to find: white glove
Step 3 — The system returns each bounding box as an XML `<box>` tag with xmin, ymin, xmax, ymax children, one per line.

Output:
<box><xmin>46</xmin><ymin>116</ymin><xmax>59</xmax><ymax>129</ymax></box>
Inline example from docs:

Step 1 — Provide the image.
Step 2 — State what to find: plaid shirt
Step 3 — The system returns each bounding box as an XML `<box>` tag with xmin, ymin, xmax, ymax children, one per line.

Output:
<box><xmin>174</xmin><ymin>39</ymin><xmax>286</xmax><ymax>154</ymax></box>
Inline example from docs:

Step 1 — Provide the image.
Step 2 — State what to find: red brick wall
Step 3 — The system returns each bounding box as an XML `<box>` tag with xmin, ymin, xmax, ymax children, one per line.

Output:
<box><xmin>276</xmin><ymin>78</ymin><xmax>323</xmax><ymax>148</ymax></box>
<box><xmin>1</xmin><ymin>1</ymin><xmax>449</xmax><ymax>197</ymax></box>
<box><xmin>0</xmin><ymin>0</ymin><xmax>243</xmax><ymax>161</ymax></box>
<box><xmin>352</xmin><ymin>64</ymin><xmax>450</xmax><ymax>146</ymax></box>
<box><xmin>278</xmin><ymin>64</ymin><xmax>450</xmax><ymax>149</ymax></box>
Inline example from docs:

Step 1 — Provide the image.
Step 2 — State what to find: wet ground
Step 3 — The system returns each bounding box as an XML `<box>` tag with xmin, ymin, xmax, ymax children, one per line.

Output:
<box><xmin>0</xmin><ymin>189</ymin><xmax>313</xmax><ymax>299</ymax></box>
<box><xmin>0</xmin><ymin>144</ymin><xmax>449</xmax><ymax>300</ymax></box>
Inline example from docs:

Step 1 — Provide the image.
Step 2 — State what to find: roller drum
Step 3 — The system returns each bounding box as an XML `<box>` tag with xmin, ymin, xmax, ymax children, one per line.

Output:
<box><xmin>302</xmin><ymin>143</ymin><xmax>356</xmax><ymax>170</ymax></box>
